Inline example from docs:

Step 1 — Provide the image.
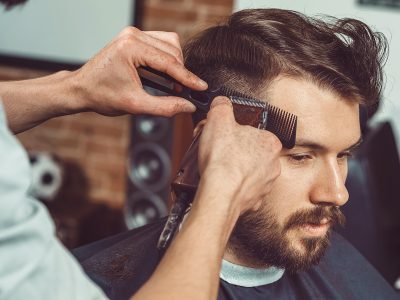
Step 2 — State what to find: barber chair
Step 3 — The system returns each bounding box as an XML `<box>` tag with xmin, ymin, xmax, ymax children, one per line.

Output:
<box><xmin>338</xmin><ymin>121</ymin><xmax>400</xmax><ymax>287</ymax></box>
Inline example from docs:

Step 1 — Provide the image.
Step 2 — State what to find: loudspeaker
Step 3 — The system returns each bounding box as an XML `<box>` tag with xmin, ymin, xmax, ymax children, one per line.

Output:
<box><xmin>124</xmin><ymin>113</ymin><xmax>174</xmax><ymax>229</ymax></box>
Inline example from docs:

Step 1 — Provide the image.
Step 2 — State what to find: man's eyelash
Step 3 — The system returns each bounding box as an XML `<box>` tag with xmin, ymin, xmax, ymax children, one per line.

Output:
<box><xmin>338</xmin><ymin>151</ymin><xmax>354</xmax><ymax>159</ymax></box>
<box><xmin>287</xmin><ymin>151</ymin><xmax>354</xmax><ymax>164</ymax></box>
<box><xmin>288</xmin><ymin>154</ymin><xmax>312</xmax><ymax>164</ymax></box>
<box><xmin>290</xmin><ymin>155</ymin><xmax>309</xmax><ymax>160</ymax></box>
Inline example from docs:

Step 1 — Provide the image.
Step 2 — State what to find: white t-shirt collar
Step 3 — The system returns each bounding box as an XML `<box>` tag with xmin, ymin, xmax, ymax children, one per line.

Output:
<box><xmin>220</xmin><ymin>259</ymin><xmax>285</xmax><ymax>287</ymax></box>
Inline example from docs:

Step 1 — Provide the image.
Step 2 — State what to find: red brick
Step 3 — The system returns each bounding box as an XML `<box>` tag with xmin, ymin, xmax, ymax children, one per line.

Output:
<box><xmin>144</xmin><ymin>5</ymin><xmax>199</xmax><ymax>24</ymax></box>
<box><xmin>193</xmin><ymin>0</ymin><xmax>233</xmax><ymax>7</ymax></box>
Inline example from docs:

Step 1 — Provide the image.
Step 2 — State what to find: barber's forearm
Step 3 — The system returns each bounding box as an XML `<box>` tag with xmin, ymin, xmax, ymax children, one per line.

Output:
<box><xmin>0</xmin><ymin>71</ymin><xmax>83</xmax><ymax>133</ymax></box>
<box><xmin>133</xmin><ymin>176</ymin><xmax>241</xmax><ymax>300</ymax></box>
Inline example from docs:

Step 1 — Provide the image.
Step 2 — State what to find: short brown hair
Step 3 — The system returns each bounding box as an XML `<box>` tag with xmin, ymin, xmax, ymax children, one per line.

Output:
<box><xmin>184</xmin><ymin>9</ymin><xmax>387</xmax><ymax>121</ymax></box>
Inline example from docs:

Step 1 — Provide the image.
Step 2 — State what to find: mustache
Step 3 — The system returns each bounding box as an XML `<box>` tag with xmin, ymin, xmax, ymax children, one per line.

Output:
<box><xmin>283</xmin><ymin>206</ymin><xmax>345</xmax><ymax>231</ymax></box>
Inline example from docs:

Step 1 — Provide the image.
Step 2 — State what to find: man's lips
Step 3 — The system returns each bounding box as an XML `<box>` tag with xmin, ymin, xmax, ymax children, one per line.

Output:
<box><xmin>298</xmin><ymin>218</ymin><xmax>331</xmax><ymax>237</ymax></box>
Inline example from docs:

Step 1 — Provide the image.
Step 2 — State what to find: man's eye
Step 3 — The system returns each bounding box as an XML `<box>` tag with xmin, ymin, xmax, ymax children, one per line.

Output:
<box><xmin>288</xmin><ymin>154</ymin><xmax>312</xmax><ymax>164</ymax></box>
<box><xmin>337</xmin><ymin>151</ymin><xmax>353</xmax><ymax>160</ymax></box>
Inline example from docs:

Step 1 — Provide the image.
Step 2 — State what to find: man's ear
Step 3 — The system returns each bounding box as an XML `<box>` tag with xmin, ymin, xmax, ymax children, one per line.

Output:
<box><xmin>193</xmin><ymin>119</ymin><xmax>207</xmax><ymax>137</ymax></box>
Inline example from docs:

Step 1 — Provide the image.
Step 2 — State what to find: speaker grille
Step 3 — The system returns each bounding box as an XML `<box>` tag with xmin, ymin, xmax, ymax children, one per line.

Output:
<box><xmin>125</xmin><ymin>114</ymin><xmax>173</xmax><ymax>229</ymax></box>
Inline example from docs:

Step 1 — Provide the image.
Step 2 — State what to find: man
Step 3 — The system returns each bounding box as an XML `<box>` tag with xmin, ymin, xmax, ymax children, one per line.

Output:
<box><xmin>75</xmin><ymin>8</ymin><xmax>399</xmax><ymax>300</ymax></box>
<box><xmin>0</xmin><ymin>1</ymin><xmax>283</xmax><ymax>299</ymax></box>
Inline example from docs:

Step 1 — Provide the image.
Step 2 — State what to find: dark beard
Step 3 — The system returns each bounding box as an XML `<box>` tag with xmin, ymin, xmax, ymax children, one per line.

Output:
<box><xmin>228</xmin><ymin>205</ymin><xmax>345</xmax><ymax>274</ymax></box>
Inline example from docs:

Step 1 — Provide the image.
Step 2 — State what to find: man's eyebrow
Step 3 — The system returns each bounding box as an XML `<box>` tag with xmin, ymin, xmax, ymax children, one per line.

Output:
<box><xmin>345</xmin><ymin>136</ymin><xmax>363</xmax><ymax>151</ymax></box>
<box><xmin>293</xmin><ymin>136</ymin><xmax>363</xmax><ymax>152</ymax></box>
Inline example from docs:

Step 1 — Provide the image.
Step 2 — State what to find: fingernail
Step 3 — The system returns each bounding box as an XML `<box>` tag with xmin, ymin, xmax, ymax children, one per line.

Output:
<box><xmin>198</xmin><ymin>79</ymin><xmax>208</xmax><ymax>89</ymax></box>
<box><xmin>211</xmin><ymin>96</ymin><xmax>231</xmax><ymax>108</ymax></box>
<box><xmin>184</xmin><ymin>102</ymin><xmax>196</xmax><ymax>112</ymax></box>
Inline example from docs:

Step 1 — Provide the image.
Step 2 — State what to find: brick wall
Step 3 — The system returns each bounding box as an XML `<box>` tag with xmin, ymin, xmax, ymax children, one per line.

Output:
<box><xmin>140</xmin><ymin>0</ymin><xmax>233</xmax><ymax>39</ymax></box>
<box><xmin>0</xmin><ymin>0</ymin><xmax>233</xmax><ymax>209</ymax></box>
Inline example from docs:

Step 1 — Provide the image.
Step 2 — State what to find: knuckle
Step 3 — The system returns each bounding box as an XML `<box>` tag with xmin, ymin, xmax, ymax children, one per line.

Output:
<box><xmin>121</xmin><ymin>26</ymin><xmax>138</xmax><ymax>37</ymax></box>
<box><xmin>167</xmin><ymin>32</ymin><xmax>180</xmax><ymax>43</ymax></box>
<box><xmin>167</xmin><ymin>55</ymin><xmax>180</xmax><ymax>67</ymax></box>
<box><xmin>186</xmin><ymin>70</ymin><xmax>200</xmax><ymax>83</ymax></box>
<box><xmin>266</xmin><ymin>133</ymin><xmax>282</xmax><ymax>152</ymax></box>
<box><xmin>171</xmin><ymin>48</ymin><xmax>183</xmax><ymax>61</ymax></box>
<box><xmin>159</xmin><ymin>101</ymin><xmax>184</xmax><ymax>117</ymax></box>
<box><xmin>115</xmin><ymin>37</ymin><xmax>133</xmax><ymax>51</ymax></box>
<box><xmin>171</xmin><ymin>102</ymin><xmax>184</xmax><ymax>116</ymax></box>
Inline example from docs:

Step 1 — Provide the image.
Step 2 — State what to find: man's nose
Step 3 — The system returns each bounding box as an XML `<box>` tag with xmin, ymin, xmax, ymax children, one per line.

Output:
<box><xmin>310</xmin><ymin>160</ymin><xmax>349</xmax><ymax>207</ymax></box>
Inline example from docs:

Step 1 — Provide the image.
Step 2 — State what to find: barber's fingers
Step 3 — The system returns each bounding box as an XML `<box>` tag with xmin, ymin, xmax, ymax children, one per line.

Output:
<box><xmin>144</xmin><ymin>31</ymin><xmax>184</xmax><ymax>63</ymax></box>
<box><xmin>140</xmin><ymin>43</ymin><xmax>208</xmax><ymax>91</ymax></box>
<box><xmin>115</xmin><ymin>27</ymin><xmax>207</xmax><ymax>91</ymax></box>
<box><xmin>194</xmin><ymin>97</ymin><xmax>234</xmax><ymax>136</ymax></box>
<box><xmin>129</xmin><ymin>89</ymin><xmax>196</xmax><ymax>116</ymax></box>
<box><xmin>145</xmin><ymin>31</ymin><xmax>181</xmax><ymax>48</ymax></box>
<box><xmin>119</xmin><ymin>28</ymin><xmax>183</xmax><ymax>62</ymax></box>
<box><xmin>207</xmin><ymin>96</ymin><xmax>235</xmax><ymax>124</ymax></box>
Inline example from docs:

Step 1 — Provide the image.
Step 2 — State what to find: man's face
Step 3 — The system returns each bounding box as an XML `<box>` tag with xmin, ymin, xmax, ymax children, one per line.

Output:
<box><xmin>228</xmin><ymin>76</ymin><xmax>361</xmax><ymax>272</ymax></box>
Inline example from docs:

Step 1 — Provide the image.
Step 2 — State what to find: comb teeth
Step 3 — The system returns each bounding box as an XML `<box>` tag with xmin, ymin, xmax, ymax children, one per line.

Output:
<box><xmin>220</xmin><ymin>86</ymin><xmax>297</xmax><ymax>149</ymax></box>
<box><xmin>264</xmin><ymin>103</ymin><xmax>297</xmax><ymax>149</ymax></box>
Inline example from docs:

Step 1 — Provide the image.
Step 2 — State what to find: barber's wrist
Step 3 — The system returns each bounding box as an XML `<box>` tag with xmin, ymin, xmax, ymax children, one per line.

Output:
<box><xmin>38</xmin><ymin>70</ymin><xmax>87</xmax><ymax>117</ymax></box>
<box><xmin>199</xmin><ymin>167</ymin><xmax>244</xmax><ymax>209</ymax></box>
<box><xmin>191</xmin><ymin>170</ymin><xmax>244</xmax><ymax>232</ymax></box>
<box><xmin>62</xmin><ymin>70</ymin><xmax>91</xmax><ymax>114</ymax></box>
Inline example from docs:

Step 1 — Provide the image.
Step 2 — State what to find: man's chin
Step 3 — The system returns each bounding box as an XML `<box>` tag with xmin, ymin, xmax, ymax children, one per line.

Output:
<box><xmin>289</xmin><ymin>227</ymin><xmax>330</xmax><ymax>252</ymax></box>
<box><xmin>282</xmin><ymin>233</ymin><xmax>331</xmax><ymax>273</ymax></box>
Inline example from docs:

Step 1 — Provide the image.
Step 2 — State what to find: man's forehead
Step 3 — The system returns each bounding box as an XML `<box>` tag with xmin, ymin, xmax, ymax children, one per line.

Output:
<box><xmin>262</xmin><ymin>77</ymin><xmax>361</xmax><ymax>151</ymax></box>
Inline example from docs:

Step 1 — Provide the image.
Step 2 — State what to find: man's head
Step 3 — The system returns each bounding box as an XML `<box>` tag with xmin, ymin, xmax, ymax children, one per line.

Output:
<box><xmin>184</xmin><ymin>9</ymin><xmax>387</xmax><ymax>272</ymax></box>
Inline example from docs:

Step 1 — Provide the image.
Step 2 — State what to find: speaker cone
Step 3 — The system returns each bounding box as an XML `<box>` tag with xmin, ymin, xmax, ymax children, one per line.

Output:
<box><xmin>124</xmin><ymin>191</ymin><xmax>168</xmax><ymax>229</ymax></box>
<box><xmin>136</xmin><ymin>115</ymin><xmax>169</xmax><ymax>141</ymax></box>
<box><xmin>128</xmin><ymin>142</ymin><xmax>171</xmax><ymax>192</ymax></box>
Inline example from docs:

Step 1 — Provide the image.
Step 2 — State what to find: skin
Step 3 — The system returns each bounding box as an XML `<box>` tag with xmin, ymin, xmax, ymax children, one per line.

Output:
<box><xmin>133</xmin><ymin>97</ymin><xmax>282</xmax><ymax>300</ymax></box>
<box><xmin>224</xmin><ymin>76</ymin><xmax>362</xmax><ymax>267</ymax></box>
<box><xmin>0</xmin><ymin>25</ymin><xmax>282</xmax><ymax>299</ymax></box>
<box><xmin>0</xmin><ymin>28</ymin><xmax>207</xmax><ymax>133</ymax></box>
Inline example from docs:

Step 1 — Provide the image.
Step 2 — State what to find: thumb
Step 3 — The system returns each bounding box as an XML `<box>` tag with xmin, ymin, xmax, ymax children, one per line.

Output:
<box><xmin>207</xmin><ymin>96</ymin><xmax>235</xmax><ymax>123</ymax></box>
<box><xmin>210</xmin><ymin>96</ymin><xmax>232</xmax><ymax>109</ymax></box>
<box><xmin>208</xmin><ymin>96</ymin><xmax>235</xmax><ymax>123</ymax></box>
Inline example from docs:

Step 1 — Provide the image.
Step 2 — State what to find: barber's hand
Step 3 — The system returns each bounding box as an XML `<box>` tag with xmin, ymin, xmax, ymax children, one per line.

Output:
<box><xmin>73</xmin><ymin>27</ymin><xmax>207</xmax><ymax>117</ymax></box>
<box><xmin>197</xmin><ymin>96</ymin><xmax>282</xmax><ymax>214</ymax></box>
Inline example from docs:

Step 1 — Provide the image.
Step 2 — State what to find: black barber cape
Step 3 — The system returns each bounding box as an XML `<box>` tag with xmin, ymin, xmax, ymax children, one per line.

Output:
<box><xmin>73</xmin><ymin>218</ymin><xmax>399</xmax><ymax>300</ymax></box>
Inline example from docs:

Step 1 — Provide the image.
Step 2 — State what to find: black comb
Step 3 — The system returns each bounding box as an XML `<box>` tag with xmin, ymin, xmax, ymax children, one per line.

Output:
<box><xmin>138</xmin><ymin>67</ymin><xmax>297</xmax><ymax>149</ymax></box>
<box><xmin>226</xmin><ymin>94</ymin><xmax>296</xmax><ymax>149</ymax></box>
